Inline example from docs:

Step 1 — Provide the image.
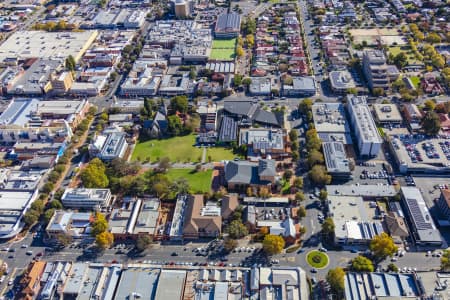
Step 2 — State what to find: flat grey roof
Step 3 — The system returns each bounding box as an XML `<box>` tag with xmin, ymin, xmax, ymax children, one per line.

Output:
<box><xmin>326</xmin><ymin>184</ymin><xmax>396</xmax><ymax>197</ymax></box>
<box><xmin>155</xmin><ymin>270</ymin><xmax>186</xmax><ymax>299</ymax></box>
<box><xmin>114</xmin><ymin>268</ymin><xmax>160</xmax><ymax>299</ymax></box>
<box><xmin>322</xmin><ymin>142</ymin><xmax>351</xmax><ymax>173</ymax></box>
<box><xmin>329</xmin><ymin>70</ymin><xmax>356</xmax><ymax>89</ymax></box>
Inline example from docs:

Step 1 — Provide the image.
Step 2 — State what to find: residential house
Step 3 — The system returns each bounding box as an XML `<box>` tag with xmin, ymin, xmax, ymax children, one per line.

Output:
<box><xmin>183</xmin><ymin>194</ymin><xmax>222</xmax><ymax>239</ymax></box>
<box><xmin>384</xmin><ymin>211</ymin><xmax>409</xmax><ymax>243</ymax></box>
<box><xmin>421</xmin><ymin>73</ymin><xmax>444</xmax><ymax>95</ymax></box>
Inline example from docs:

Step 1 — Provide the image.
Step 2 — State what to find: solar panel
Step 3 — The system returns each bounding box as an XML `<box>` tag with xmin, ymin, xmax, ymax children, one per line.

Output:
<box><xmin>405</xmin><ymin>198</ymin><xmax>433</xmax><ymax>230</ymax></box>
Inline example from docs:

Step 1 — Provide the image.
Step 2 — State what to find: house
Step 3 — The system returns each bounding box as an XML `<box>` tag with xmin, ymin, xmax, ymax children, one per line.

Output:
<box><xmin>384</xmin><ymin>211</ymin><xmax>409</xmax><ymax>243</ymax></box>
<box><xmin>221</xmin><ymin>194</ymin><xmax>239</xmax><ymax>220</ymax></box>
<box><xmin>224</xmin><ymin>159</ymin><xmax>277</xmax><ymax>191</ymax></box>
<box><xmin>183</xmin><ymin>194</ymin><xmax>221</xmax><ymax>239</ymax></box>
<box><xmin>19</xmin><ymin>261</ymin><xmax>46</xmax><ymax>300</ymax></box>
<box><xmin>421</xmin><ymin>73</ymin><xmax>444</xmax><ymax>95</ymax></box>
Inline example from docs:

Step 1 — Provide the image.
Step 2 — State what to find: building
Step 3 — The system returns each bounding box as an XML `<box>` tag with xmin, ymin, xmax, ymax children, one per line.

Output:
<box><xmin>403</xmin><ymin>103</ymin><xmax>423</xmax><ymax>131</ymax></box>
<box><xmin>61</xmin><ymin>188</ymin><xmax>112</xmax><ymax>210</ymax></box>
<box><xmin>329</xmin><ymin>70</ymin><xmax>356</xmax><ymax>93</ymax></box>
<box><xmin>345</xmin><ymin>272</ymin><xmax>421</xmax><ymax>300</ymax></box>
<box><xmin>400</xmin><ymin>187</ymin><xmax>442</xmax><ymax>246</ymax></box>
<box><xmin>221</xmin><ymin>194</ymin><xmax>239</xmax><ymax>220</ymax></box>
<box><xmin>346</xmin><ymin>95</ymin><xmax>382</xmax><ymax>157</ymax></box>
<box><xmin>89</xmin><ymin>127</ymin><xmax>128</xmax><ymax>161</ymax></box>
<box><xmin>311</xmin><ymin>102</ymin><xmax>352</xmax><ymax>144</ymax></box>
<box><xmin>0</xmin><ymin>190</ymin><xmax>39</xmax><ymax>238</ymax></box>
<box><xmin>322</xmin><ymin>141</ymin><xmax>352</xmax><ymax>179</ymax></box>
<box><xmin>158</xmin><ymin>74</ymin><xmax>190</xmax><ymax>96</ymax></box>
<box><xmin>362</xmin><ymin>49</ymin><xmax>398</xmax><ymax>90</ymax></box>
<box><xmin>249</xmin><ymin>77</ymin><xmax>271</xmax><ymax>96</ymax></box>
<box><xmin>215</xmin><ymin>13</ymin><xmax>241</xmax><ymax>38</ymax></box>
<box><xmin>373</xmin><ymin>104</ymin><xmax>403</xmax><ymax>124</ymax></box>
<box><xmin>239</xmin><ymin>128</ymin><xmax>287</xmax><ymax>160</ymax></box>
<box><xmin>384</xmin><ymin>211</ymin><xmax>409</xmax><ymax>243</ymax></box>
<box><xmin>114</xmin><ymin>268</ymin><xmax>159</xmax><ymax>299</ymax></box>
<box><xmin>174</xmin><ymin>0</ymin><xmax>191</xmax><ymax>17</ymax></box>
<box><xmin>18</xmin><ymin>261</ymin><xmax>46</xmax><ymax>300</ymax></box>
<box><xmin>225</xmin><ymin>159</ymin><xmax>277</xmax><ymax>191</ymax></box>
<box><xmin>437</xmin><ymin>189</ymin><xmax>450</xmax><ymax>222</ymax></box>
<box><xmin>45</xmin><ymin>211</ymin><xmax>92</xmax><ymax>239</ymax></box>
<box><xmin>326</xmin><ymin>184</ymin><xmax>397</xmax><ymax>198</ymax></box>
<box><xmin>328</xmin><ymin>195</ymin><xmax>385</xmax><ymax>245</ymax></box>
<box><xmin>0</xmin><ymin>30</ymin><xmax>98</xmax><ymax>64</ymax></box>
<box><xmin>282</xmin><ymin>76</ymin><xmax>316</xmax><ymax>97</ymax></box>
<box><xmin>256</xmin><ymin>267</ymin><xmax>308</xmax><ymax>300</ymax></box>
<box><xmin>183</xmin><ymin>194</ymin><xmax>221</xmax><ymax>239</ymax></box>
<box><xmin>51</xmin><ymin>72</ymin><xmax>74</xmax><ymax>95</ymax></box>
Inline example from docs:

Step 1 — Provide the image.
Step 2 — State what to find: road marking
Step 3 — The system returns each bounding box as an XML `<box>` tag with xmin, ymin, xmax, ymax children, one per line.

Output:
<box><xmin>0</xmin><ymin>267</ymin><xmax>19</xmax><ymax>296</ymax></box>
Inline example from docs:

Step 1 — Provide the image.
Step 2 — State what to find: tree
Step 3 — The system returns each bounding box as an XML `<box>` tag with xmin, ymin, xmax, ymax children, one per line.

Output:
<box><xmin>242</xmin><ymin>77</ymin><xmax>252</xmax><ymax>86</ymax></box>
<box><xmin>91</xmin><ymin>212</ymin><xmax>108</xmax><ymax>236</ymax></box>
<box><xmin>262</xmin><ymin>234</ymin><xmax>285</xmax><ymax>255</ymax></box>
<box><xmin>426</xmin><ymin>32</ymin><xmax>441</xmax><ymax>44</ymax></box>
<box><xmin>351</xmin><ymin>255</ymin><xmax>374</xmax><ymax>272</ymax></box>
<box><xmin>289</xmin><ymin>130</ymin><xmax>298</xmax><ymax>142</ymax></box>
<box><xmin>326</xmin><ymin>268</ymin><xmax>345</xmax><ymax>297</ymax></box>
<box><xmin>421</xmin><ymin>111</ymin><xmax>441</xmax><ymax>135</ymax></box>
<box><xmin>233</xmin><ymin>74</ymin><xmax>243</xmax><ymax>86</ymax></box>
<box><xmin>167</xmin><ymin>115</ymin><xmax>183</xmax><ymax>136</ymax></box>
<box><xmin>227</xmin><ymin>220</ymin><xmax>248</xmax><ymax>239</ymax></box>
<box><xmin>31</xmin><ymin>200</ymin><xmax>45</xmax><ymax>214</ymax></box>
<box><xmin>307</xmin><ymin>149</ymin><xmax>324</xmax><ymax>168</ymax></box>
<box><xmin>23</xmin><ymin>210</ymin><xmax>39</xmax><ymax>226</ymax></box>
<box><xmin>387</xmin><ymin>263</ymin><xmax>399</xmax><ymax>272</ymax></box>
<box><xmin>309</xmin><ymin>165</ymin><xmax>332</xmax><ymax>185</ymax></box>
<box><xmin>171</xmin><ymin>178</ymin><xmax>190</xmax><ymax>195</ymax></box>
<box><xmin>65</xmin><ymin>55</ymin><xmax>76</xmax><ymax>71</ymax></box>
<box><xmin>424</xmin><ymin>99</ymin><xmax>436</xmax><ymax>111</ymax></box>
<box><xmin>322</xmin><ymin>217</ymin><xmax>335</xmax><ymax>237</ymax></box>
<box><xmin>224</xmin><ymin>238</ymin><xmax>238</xmax><ymax>252</ymax></box>
<box><xmin>158</xmin><ymin>157</ymin><xmax>171</xmax><ymax>172</ymax></box>
<box><xmin>295</xmin><ymin>191</ymin><xmax>305</xmax><ymax>203</ymax></box>
<box><xmin>136</xmin><ymin>235</ymin><xmax>153</xmax><ymax>252</ymax></box>
<box><xmin>372</xmin><ymin>87</ymin><xmax>385</xmax><ymax>97</ymax></box>
<box><xmin>80</xmin><ymin>158</ymin><xmax>109</xmax><ymax>188</ymax></box>
<box><xmin>43</xmin><ymin>209</ymin><xmax>56</xmax><ymax>224</ymax></box>
<box><xmin>96</xmin><ymin>231</ymin><xmax>114</xmax><ymax>249</ymax></box>
<box><xmin>393</xmin><ymin>52</ymin><xmax>408</xmax><ymax>69</ymax></box>
<box><xmin>369</xmin><ymin>233</ymin><xmax>398</xmax><ymax>261</ymax></box>
<box><xmin>297</xmin><ymin>206</ymin><xmax>306</xmax><ymax>219</ymax></box>
<box><xmin>298</xmin><ymin>99</ymin><xmax>313</xmax><ymax>114</ymax></box>
<box><xmin>169</xmin><ymin>95</ymin><xmax>188</xmax><ymax>114</ymax></box>
<box><xmin>346</xmin><ymin>87</ymin><xmax>358</xmax><ymax>95</ymax></box>
<box><xmin>293</xmin><ymin>177</ymin><xmax>303</xmax><ymax>189</ymax></box>
<box><xmin>49</xmin><ymin>199</ymin><xmax>63</xmax><ymax>209</ymax></box>
<box><xmin>319</xmin><ymin>190</ymin><xmax>328</xmax><ymax>201</ymax></box>
<box><xmin>283</xmin><ymin>170</ymin><xmax>293</xmax><ymax>180</ymax></box>
<box><xmin>441</xmin><ymin>250</ymin><xmax>450</xmax><ymax>271</ymax></box>
<box><xmin>55</xmin><ymin>233</ymin><xmax>72</xmax><ymax>247</ymax></box>
<box><xmin>258</xmin><ymin>187</ymin><xmax>271</xmax><ymax>198</ymax></box>
<box><xmin>236</xmin><ymin>46</ymin><xmax>245</xmax><ymax>57</ymax></box>
<box><xmin>245</xmin><ymin>34</ymin><xmax>254</xmax><ymax>47</ymax></box>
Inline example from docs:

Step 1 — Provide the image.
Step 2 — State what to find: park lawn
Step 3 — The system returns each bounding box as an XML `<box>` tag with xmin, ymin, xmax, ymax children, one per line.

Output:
<box><xmin>166</xmin><ymin>168</ymin><xmax>213</xmax><ymax>193</ymax></box>
<box><xmin>410</xmin><ymin>76</ymin><xmax>420</xmax><ymax>88</ymax></box>
<box><xmin>306</xmin><ymin>250</ymin><xmax>329</xmax><ymax>269</ymax></box>
<box><xmin>131</xmin><ymin>134</ymin><xmax>203</xmax><ymax>163</ymax></box>
<box><xmin>206</xmin><ymin>146</ymin><xmax>236</xmax><ymax>162</ymax></box>
<box><xmin>212</xmin><ymin>38</ymin><xmax>236</xmax><ymax>49</ymax></box>
<box><xmin>210</xmin><ymin>48</ymin><xmax>235</xmax><ymax>60</ymax></box>
<box><xmin>389</xmin><ymin>46</ymin><xmax>422</xmax><ymax>65</ymax></box>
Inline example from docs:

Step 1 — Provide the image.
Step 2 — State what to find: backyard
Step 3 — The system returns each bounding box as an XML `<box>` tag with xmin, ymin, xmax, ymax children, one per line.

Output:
<box><xmin>132</xmin><ymin>134</ymin><xmax>236</xmax><ymax>163</ymax></box>
<box><xmin>210</xmin><ymin>38</ymin><xmax>236</xmax><ymax>61</ymax></box>
<box><xmin>166</xmin><ymin>168</ymin><xmax>213</xmax><ymax>193</ymax></box>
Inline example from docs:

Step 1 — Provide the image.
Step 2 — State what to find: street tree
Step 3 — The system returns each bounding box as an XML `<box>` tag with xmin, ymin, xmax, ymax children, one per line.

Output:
<box><xmin>169</xmin><ymin>95</ymin><xmax>188</xmax><ymax>114</ymax></box>
<box><xmin>224</xmin><ymin>239</ymin><xmax>238</xmax><ymax>253</ymax></box>
<box><xmin>96</xmin><ymin>231</ymin><xmax>114</xmax><ymax>250</ymax></box>
<box><xmin>441</xmin><ymin>250</ymin><xmax>450</xmax><ymax>271</ymax></box>
<box><xmin>297</xmin><ymin>206</ymin><xmax>306</xmax><ymax>219</ymax></box>
<box><xmin>262</xmin><ymin>234</ymin><xmax>285</xmax><ymax>255</ymax></box>
<box><xmin>351</xmin><ymin>255</ymin><xmax>375</xmax><ymax>272</ymax></box>
<box><xmin>322</xmin><ymin>217</ymin><xmax>335</xmax><ymax>238</ymax></box>
<box><xmin>369</xmin><ymin>233</ymin><xmax>398</xmax><ymax>261</ymax></box>
<box><xmin>56</xmin><ymin>233</ymin><xmax>73</xmax><ymax>247</ymax></box>
<box><xmin>326</xmin><ymin>267</ymin><xmax>345</xmax><ymax>297</ymax></box>
<box><xmin>80</xmin><ymin>158</ymin><xmax>109</xmax><ymax>188</ymax></box>
<box><xmin>421</xmin><ymin>111</ymin><xmax>441</xmax><ymax>135</ymax></box>
<box><xmin>91</xmin><ymin>212</ymin><xmax>108</xmax><ymax>236</ymax></box>
<box><xmin>227</xmin><ymin>220</ymin><xmax>248</xmax><ymax>239</ymax></box>
<box><xmin>136</xmin><ymin>235</ymin><xmax>153</xmax><ymax>252</ymax></box>
<box><xmin>309</xmin><ymin>165</ymin><xmax>332</xmax><ymax>185</ymax></box>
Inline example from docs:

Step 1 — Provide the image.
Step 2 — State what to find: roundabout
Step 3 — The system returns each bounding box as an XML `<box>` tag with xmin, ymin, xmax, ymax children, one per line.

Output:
<box><xmin>306</xmin><ymin>250</ymin><xmax>329</xmax><ymax>269</ymax></box>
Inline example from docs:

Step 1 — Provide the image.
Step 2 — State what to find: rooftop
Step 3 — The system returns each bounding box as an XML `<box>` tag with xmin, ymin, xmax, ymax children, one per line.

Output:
<box><xmin>347</xmin><ymin>95</ymin><xmax>382</xmax><ymax>144</ymax></box>
<box><xmin>373</xmin><ymin>104</ymin><xmax>403</xmax><ymax>122</ymax></box>
<box><xmin>329</xmin><ymin>70</ymin><xmax>356</xmax><ymax>90</ymax></box>
<box><xmin>322</xmin><ymin>142</ymin><xmax>351</xmax><ymax>174</ymax></box>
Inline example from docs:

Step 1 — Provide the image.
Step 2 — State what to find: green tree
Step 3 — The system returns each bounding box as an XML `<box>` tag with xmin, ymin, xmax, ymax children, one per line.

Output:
<box><xmin>49</xmin><ymin>199</ymin><xmax>63</xmax><ymax>209</ymax></box>
<box><xmin>65</xmin><ymin>55</ymin><xmax>76</xmax><ymax>71</ymax></box>
<box><xmin>295</xmin><ymin>191</ymin><xmax>305</xmax><ymax>203</ymax></box>
<box><xmin>96</xmin><ymin>231</ymin><xmax>114</xmax><ymax>249</ymax></box>
<box><xmin>158</xmin><ymin>156</ymin><xmax>171</xmax><ymax>172</ymax></box>
<box><xmin>169</xmin><ymin>95</ymin><xmax>188</xmax><ymax>114</ymax></box>
<box><xmin>43</xmin><ymin>208</ymin><xmax>56</xmax><ymax>224</ymax></box>
<box><xmin>234</xmin><ymin>74</ymin><xmax>243</xmax><ymax>86</ymax></box>
<box><xmin>171</xmin><ymin>178</ymin><xmax>190</xmax><ymax>194</ymax></box>
<box><xmin>227</xmin><ymin>220</ymin><xmax>248</xmax><ymax>239</ymax></box>
<box><xmin>309</xmin><ymin>165</ymin><xmax>332</xmax><ymax>185</ymax></box>
<box><xmin>242</xmin><ymin>77</ymin><xmax>252</xmax><ymax>86</ymax></box>
<box><xmin>224</xmin><ymin>238</ymin><xmax>238</xmax><ymax>252</ymax></box>
<box><xmin>426</xmin><ymin>32</ymin><xmax>441</xmax><ymax>44</ymax></box>
<box><xmin>393</xmin><ymin>52</ymin><xmax>408</xmax><ymax>69</ymax></box>
<box><xmin>387</xmin><ymin>263</ymin><xmax>399</xmax><ymax>272</ymax></box>
<box><xmin>262</xmin><ymin>234</ymin><xmax>285</xmax><ymax>255</ymax></box>
<box><xmin>326</xmin><ymin>268</ymin><xmax>345</xmax><ymax>297</ymax></box>
<box><xmin>372</xmin><ymin>87</ymin><xmax>385</xmax><ymax>97</ymax></box>
<box><xmin>351</xmin><ymin>255</ymin><xmax>374</xmax><ymax>272</ymax></box>
<box><xmin>421</xmin><ymin>111</ymin><xmax>441</xmax><ymax>135</ymax></box>
<box><xmin>91</xmin><ymin>212</ymin><xmax>108</xmax><ymax>236</ymax></box>
<box><xmin>167</xmin><ymin>115</ymin><xmax>183</xmax><ymax>136</ymax></box>
<box><xmin>80</xmin><ymin>158</ymin><xmax>109</xmax><ymax>188</ymax></box>
<box><xmin>293</xmin><ymin>177</ymin><xmax>303</xmax><ymax>189</ymax></box>
<box><xmin>322</xmin><ymin>217</ymin><xmax>335</xmax><ymax>237</ymax></box>
<box><xmin>298</xmin><ymin>98</ymin><xmax>313</xmax><ymax>114</ymax></box>
<box><xmin>297</xmin><ymin>206</ymin><xmax>306</xmax><ymax>219</ymax></box>
<box><xmin>369</xmin><ymin>233</ymin><xmax>398</xmax><ymax>261</ymax></box>
<box><xmin>441</xmin><ymin>250</ymin><xmax>450</xmax><ymax>271</ymax></box>
<box><xmin>135</xmin><ymin>235</ymin><xmax>153</xmax><ymax>252</ymax></box>
<box><xmin>307</xmin><ymin>149</ymin><xmax>324</xmax><ymax>168</ymax></box>
<box><xmin>289</xmin><ymin>129</ymin><xmax>298</xmax><ymax>142</ymax></box>
<box><xmin>319</xmin><ymin>190</ymin><xmax>328</xmax><ymax>201</ymax></box>
<box><xmin>23</xmin><ymin>210</ymin><xmax>40</xmax><ymax>226</ymax></box>
<box><xmin>424</xmin><ymin>99</ymin><xmax>436</xmax><ymax>111</ymax></box>
<box><xmin>31</xmin><ymin>200</ymin><xmax>45</xmax><ymax>214</ymax></box>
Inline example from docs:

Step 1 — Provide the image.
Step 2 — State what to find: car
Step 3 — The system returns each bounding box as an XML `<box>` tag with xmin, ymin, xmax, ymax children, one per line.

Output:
<box><xmin>7</xmin><ymin>255</ymin><xmax>14</xmax><ymax>259</ymax></box>
<box><xmin>311</xmin><ymin>268</ymin><xmax>317</xmax><ymax>273</ymax></box>
<box><xmin>171</xmin><ymin>252</ymin><xmax>178</xmax><ymax>256</ymax></box>
<box><xmin>319</xmin><ymin>247</ymin><xmax>328</xmax><ymax>252</ymax></box>
<box><xmin>426</xmin><ymin>251</ymin><xmax>431</xmax><ymax>256</ymax></box>
<box><xmin>391</xmin><ymin>257</ymin><xmax>398</xmax><ymax>262</ymax></box>
<box><xmin>8</xmin><ymin>248</ymin><xmax>15</xmax><ymax>252</ymax></box>
<box><xmin>0</xmin><ymin>275</ymin><xmax>5</xmax><ymax>283</ymax></box>
<box><xmin>26</xmin><ymin>250</ymin><xmax>33</xmax><ymax>255</ymax></box>
<box><xmin>7</xmin><ymin>280</ymin><xmax>13</xmax><ymax>286</ymax></box>
<box><xmin>21</xmin><ymin>245</ymin><xmax>28</xmax><ymax>248</ymax></box>
<box><xmin>350</xmin><ymin>249</ymin><xmax>358</xmax><ymax>253</ymax></box>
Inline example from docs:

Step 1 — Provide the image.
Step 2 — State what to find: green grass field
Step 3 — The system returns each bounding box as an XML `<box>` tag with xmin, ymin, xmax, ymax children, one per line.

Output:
<box><xmin>132</xmin><ymin>135</ymin><xmax>203</xmax><ymax>163</ymax></box>
<box><xmin>306</xmin><ymin>250</ymin><xmax>329</xmax><ymax>269</ymax></box>
<box><xmin>210</xmin><ymin>38</ymin><xmax>236</xmax><ymax>61</ymax></box>
<box><xmin>410</xmin><ymin>76</ymin><xmax>420</xmax><ymax>88</ymax></box>
<box><xmin>166</xmin><ymin>168</ymin><xmax>213</xmax><ymax>193</ymax></box>
<box><xmin>212</xmin><ymin>38</ymin><xmax>236</xmax><ymax>49</ymax></box>
<box><xmin>132</xmin><ymin>134</ymin><xmax>236</xmax><ymax>163</ymax></box>
<box><xmin>389</xmin><ymin>46</ymin><xmax>422</xmax><ymax>65</ymax></box>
